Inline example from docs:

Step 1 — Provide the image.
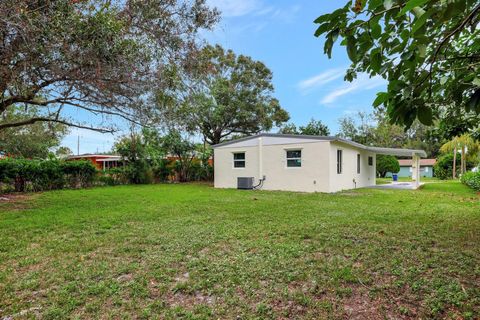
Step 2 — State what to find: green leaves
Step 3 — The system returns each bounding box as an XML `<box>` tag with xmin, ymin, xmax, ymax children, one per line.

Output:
<box><xmin>467</xmin><ymin>89</ymin><xmax>480</xmax><ymax>113</ymax></box>
<box><xmin>373</xmin><ymin>92</ymin><xmax>389</xmax><ymax>107</ymax></box>
<box><xmin>412</xmin><ymin>10</ymin><xmax>431</xmax><ymax>34</ymax></box>
<box><xmin>314</xmin><ymin>0</ymin><xmax>480</xmax><ymax>134</ymax></box>
<box><xmin>383</xmin><ymin>0</ymin><xmax>394</xmax><ymax>10</ymax></box>
<box><xmin>346</xmin><ymin>36</ymin><xmax>358</xmax><ymax>62</ymax></box>
<box><xmin>370</xmin><ymin>48</ymin><xmax>382</xmax><ymax>73</ymax></box>
<box><xmin>314</xmin><ymin>23</ymin><xmax>331</xmax><ymax>37</ymax></box>
<box><xmin>417</xmin><ymin>105</ymin><xmax>433</xmax><ymax>125</ymax></box>
<box><xmin>324</xmin><ymin>29</ymin><xmax>339</xmax><ymax>58</ymax></box>
<box><xmin>398</xmin><ymin>0</ymin><xmax>430</xmax><ymax>16</ymax></box>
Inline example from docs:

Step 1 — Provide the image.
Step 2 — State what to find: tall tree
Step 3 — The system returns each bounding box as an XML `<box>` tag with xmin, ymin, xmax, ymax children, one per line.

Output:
<box><xmin>0</xmin><ymin>105</ymin><xmax>68</xmax><ymax>158</ymax></box>
<box><xmin>314</xmin><ymin>0</ymin><xmax>480</xmax><ymax>132</ymax></box>
<box><xmin>0</xmin><ymin>0</ymin><xmax>218</xmax><ymax>132</ymax></box>
<box><xmin>337</xmin><ymin>109</ymin><xmax>444</xmax><ymax>157</ymax></box>
<box><xmin>440</xmin><ymin>134</ymin><xmax>479</xmax><ymax>178</ymax></box>
<box><xmin>279</xmin><ymin>118</ymin><xmax>330</xmax><ymax>136</ymax></box>
<box><xmin>337</xmin><ymin>112</ymin><xmax>375</xmax><ymax>145</ymax></box>
<box><xmin>158</xmin><ymin>44</ymin><xmax>289</xmax><ymax>145</ymax></box>
<box><xmin>161</xmin><ymin>130</ymin><xmax>196</xmax><ymax>182</ymax></box>
<box><xmin>299</xmin><ymin>119</ymin><xmax>330</xmax><ymax>136</ymax></box>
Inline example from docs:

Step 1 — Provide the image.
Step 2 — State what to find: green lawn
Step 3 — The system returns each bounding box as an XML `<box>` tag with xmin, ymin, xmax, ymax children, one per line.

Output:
<box><xmin>0</xmin><ymin>182</ymin><xmax>479</xmax><ymax>319</ymax></box>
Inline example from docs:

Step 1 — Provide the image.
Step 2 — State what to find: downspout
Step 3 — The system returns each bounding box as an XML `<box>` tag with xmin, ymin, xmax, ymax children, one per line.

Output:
<box><xmin>258</xmin><ymin>137</ymin><xmax>263</xmax><ymax>182</ymax></box>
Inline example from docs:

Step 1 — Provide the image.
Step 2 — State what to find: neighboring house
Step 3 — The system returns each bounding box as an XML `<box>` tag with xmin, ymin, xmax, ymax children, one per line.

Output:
<box><xmin>67</xmin><ymin>154</ymin><xmax>213</xmax><ymax>172</ymax></box>
<box><xmin>387</xmin><ymin>159</ymin><xmax>436</xmax><ymax>178</ymax></box>
<box><xmin>66</xmin><ymin>154</ymin><xmax>123</xmax><ymax>170</ymax></box>
<box><xmin>213</xmin><ymin>133</ymin><xmax>427</xmax><ymax>193</ymax></box>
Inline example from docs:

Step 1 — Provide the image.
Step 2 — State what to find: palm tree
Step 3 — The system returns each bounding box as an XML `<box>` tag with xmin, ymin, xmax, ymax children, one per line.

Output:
<box><xmin>440</xmin><ymin>134</ymin><xmax>478</xmax><ymax>178</ymax></box>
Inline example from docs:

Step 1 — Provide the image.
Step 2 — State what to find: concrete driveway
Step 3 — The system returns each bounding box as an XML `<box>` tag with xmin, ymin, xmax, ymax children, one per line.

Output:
<box><xmin>372</xmin><ymin>182</ymin><xmax>423</xmax><ymax>190</ymax></box>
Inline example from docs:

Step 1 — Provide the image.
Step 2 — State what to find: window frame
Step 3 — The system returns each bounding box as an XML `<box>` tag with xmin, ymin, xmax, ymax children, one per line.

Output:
<box><xmin>368</xmin><ymin>156</ymin><xmax>373</xmax><ymax>166</ymax></box>
<box><xmin>233</xmin><ymin>152</ymin><xmax>246</xmax><ymax>168</ymax></box>
<box><xmin>337</xmin><ymin>149</ymin><xmax>343</xmax><ymax>174</ymax></box>
<box><xmin>285</xmin><ymin>149</ymin><xmax>302</xmax><ymax>168</ymax></box>
<box><xmin>357</xmin><ymin>154</ymin><xmax>361</xmax><ymax>174</ymax></box>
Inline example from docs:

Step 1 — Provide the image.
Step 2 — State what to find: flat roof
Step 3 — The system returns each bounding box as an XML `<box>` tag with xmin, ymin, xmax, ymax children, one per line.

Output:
<box><xmin>67</xmin><ymin>154</ymin><xmax>118</xmax><ymax>159</ymax></box>
<box><xmin>212</xmin><ymin>133</ymin><xmax>427</xmax><ymax>157</ymax></box>
<box><xmin>399</xmin><ymin>159</ymin><xmax>436</xmax><ymax>166</ymax></box>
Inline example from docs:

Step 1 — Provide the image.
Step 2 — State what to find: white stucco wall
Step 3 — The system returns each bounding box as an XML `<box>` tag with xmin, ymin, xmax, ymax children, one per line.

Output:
<box><xmin>328</xmin><ymin>141</ymin><xmax>376</xmax><ymax>192</ymax></box>
<box><xmin>214</xmin><ymin>137</ymin><xmax>332</xmax><ymax>192</ymax></box>
<box><xmin>214</xmin><ymin>137</ymin><xmax>377</xmax><ymax>193</ymax></box>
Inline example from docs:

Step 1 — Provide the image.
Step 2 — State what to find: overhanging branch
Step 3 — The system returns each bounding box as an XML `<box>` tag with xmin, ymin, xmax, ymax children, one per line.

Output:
<box><xmin>0</xmin><ymin>117</ymin><xmax>115</xmax><ymax>133</ymax></box>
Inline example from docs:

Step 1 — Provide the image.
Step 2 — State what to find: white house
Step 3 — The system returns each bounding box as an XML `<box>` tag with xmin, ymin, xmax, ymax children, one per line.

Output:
<box><xmin>213</xmin><ymin>134</ymin><xmax>427</xmax><ymax>193</ymax></box>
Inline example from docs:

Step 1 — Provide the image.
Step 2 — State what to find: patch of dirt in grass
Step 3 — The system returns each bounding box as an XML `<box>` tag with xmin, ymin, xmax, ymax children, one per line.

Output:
<box><xmin>1</xmin><ymin>306</ymin><xmax>42</xmax><ymax>320</ymax></box>
<box><xmin>167</xmin><ymin>291</ymin><xmax>217</xmax><ymax>308</ymax></box>
<box><xmin>0</xmin><ymin>193</ymin><xmax>38</xmax><ymax>211</ymax></box>
<box><xmin>117</xmin><ymin>273</ymin><xmax>134</xmax><ymax>283</ymax></box>
<box><xmin>341</xmin><ymin>287</ymin><xmax>399</xmax><ymax>320</ymax></box>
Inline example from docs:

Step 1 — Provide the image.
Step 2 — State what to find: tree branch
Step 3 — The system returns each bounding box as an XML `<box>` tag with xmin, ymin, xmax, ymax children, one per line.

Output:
<box><xmin>0</xmin><ymin>117</ymin><xmax>115</xmax><ymax>133</ymax></box>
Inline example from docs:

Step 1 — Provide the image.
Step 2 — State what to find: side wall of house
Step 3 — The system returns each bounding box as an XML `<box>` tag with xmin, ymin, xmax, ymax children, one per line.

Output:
<box><xmin>387</xmin><ymin>165</ymin><xmax>434</xmax><ymax>178</ymax></box>
<box><xmin>214</xmin><ymin>137</ymin><xmax>331</xmax><ymax>192</ymax></box>
<box><xmin>328</xmin><ymin>141</ymin><xmax>376</xmax><ymax>192</ymax></box>
<box><xmin>261</xmin><ymin>141</ymin><xmax>330</xmax><ymax>192</ymax></box>
<box><xmin>214</xmin><ymin>145</ymin><xmax>260</xmax><ymax>189</ymax></box>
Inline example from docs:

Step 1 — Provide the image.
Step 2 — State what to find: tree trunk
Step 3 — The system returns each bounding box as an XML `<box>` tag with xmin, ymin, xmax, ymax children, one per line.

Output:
<box><xmin>461</xmin><ymin>145</ymin><xmax>466</xmax><ymax>174</ymax></box>
<box><xmin>453</xmin><ymin>147</ymin><xmax>457</xmax><ymax>179</ymax></box>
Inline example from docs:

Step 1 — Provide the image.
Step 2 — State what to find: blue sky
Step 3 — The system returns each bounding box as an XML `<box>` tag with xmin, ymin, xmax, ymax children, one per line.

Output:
<box><xmin>62</xmin><ymin>0</ymin><xmax>386</xmax><ymax>154</ymax></box>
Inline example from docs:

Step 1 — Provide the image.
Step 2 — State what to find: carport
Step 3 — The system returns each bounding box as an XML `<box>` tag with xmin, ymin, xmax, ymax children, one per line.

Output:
<box><xmin>367</xmin><ymin>147</ymin><xmax>428</xmax><ymax>189</ymax></box>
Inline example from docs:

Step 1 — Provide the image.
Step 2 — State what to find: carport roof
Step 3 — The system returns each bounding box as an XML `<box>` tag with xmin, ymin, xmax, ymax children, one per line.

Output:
<box><xmin>212</xmin><ymin>133</ymin><xmax>427</xmax><ymax>157</ymax></box>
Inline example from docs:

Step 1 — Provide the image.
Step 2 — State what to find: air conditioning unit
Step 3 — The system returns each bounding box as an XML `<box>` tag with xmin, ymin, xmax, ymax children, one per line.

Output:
<box><xmin>237</xmin><ymin>177</ymin><xmax>254</xmax><ymax>190</ymax></box>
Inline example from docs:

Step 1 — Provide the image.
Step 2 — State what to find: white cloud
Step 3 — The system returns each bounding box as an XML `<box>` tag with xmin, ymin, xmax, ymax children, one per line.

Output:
<box><xmin>208</xmin><ymin>0</ymin><xmax>300</xmax><ymax>23</ymax></box>
<box><xmin>208</xmin><ymin>0</ymin><xmax>261</xmax><ymax>17</ymax></box>
<box><xmin>297</xmin><ymin>67</ymin><xmax>346</xmax><ymax>92</ymax></box>
<box><xmin>320</xmin><ymin>74</ymin><xmax>385</xmax><ymax>105</ymax></box>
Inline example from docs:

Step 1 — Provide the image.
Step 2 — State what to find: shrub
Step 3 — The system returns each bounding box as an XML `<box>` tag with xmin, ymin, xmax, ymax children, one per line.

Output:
<box><xmin>460</xmin><ymin>171</ymin><xmax>480</xmax><ymax>191</ymax></box>
<box><xmin>434</xmin><ymin>153</ymin><xmax>475</xmax><ymax>180</ymax></box>
<box><xmin>123</xmin><ymin>160</ymin><xmax>153</xmax><ymax>184</ymax></box>
<box><xmin>0</xmin><ymin>158</ymin><xmax>97</xmax><ymax>193</ymax></box>
<box><xmin>376</xmin><ymin>155</ymin><xmax>400</xmax><ymax>178</ymax></box>
<box><xmin>152</xmin><ymin>159</ymin><xmax>174</xmax><ymax>182</ymax></box>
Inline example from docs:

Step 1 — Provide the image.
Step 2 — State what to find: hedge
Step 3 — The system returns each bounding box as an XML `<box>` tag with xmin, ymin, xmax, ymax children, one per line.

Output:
<box><xmin>0</xmin><ymin>159</ymin><xmax>97</xmax><ymax>192</ymax></box>
<box><xmin>460</xmin><ymin>171</ymin><xmax>480</xmax><ymax>192</ymax></box>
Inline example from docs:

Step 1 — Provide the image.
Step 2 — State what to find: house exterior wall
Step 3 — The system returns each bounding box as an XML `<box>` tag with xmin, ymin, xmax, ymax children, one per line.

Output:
<box><xmin>214</xmin><ymin>144</ymin><xmax>260</xmax><ymax>189</ymax></box>
<box><xmin>386</xmin><ymin>166</ymin><xmax>434</xmax><ymax>178</ymax></box>
<box><xmin>328</xmin><ymin>141</ymin><xmax>376</xmax><ymax>192</ymax></box>
<box><xmin>214</xmin><ymin>137</ymin><xmax>331</xmax><ymax>192</ymax></box>
<box><xmin>214</xmin><ymin>137</ymin><xmax>376</xmax><ymax>193</ymax></box>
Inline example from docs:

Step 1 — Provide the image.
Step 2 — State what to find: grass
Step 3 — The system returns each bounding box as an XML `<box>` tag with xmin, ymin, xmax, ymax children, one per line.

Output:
<box><xmin>0</xmin><ymin>182</ymin><xmax>479</xmax><ymax>319</ymax></box>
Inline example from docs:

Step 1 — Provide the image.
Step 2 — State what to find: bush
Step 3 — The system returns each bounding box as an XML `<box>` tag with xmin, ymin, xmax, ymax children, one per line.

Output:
<box><xmin>152</xmin><ymin>159</ymin><xmax>174</xmax><ymax>182</ymax></box>
<box><xmin>376</xmin><ymin>155</ymin><xmax>400</xmax><ymax>178</ymax></box>
<box><xmin>187</xmin><ymin>160</ymin><xmax>213</xmax><ymax>181</ymax></box>
<box><xmin>0</xmin><ymin>158</ymin><xmax>97</xmax><ymax>193</ymax></box>
<box><xmin>434</xmin><ymin>153</ymin><xmax>475</xmax><ymax>180</ymax></box>
<box><xmin>123</xmin><ymin>160</ymin><xmax>153</xmax><ymax>184</ymax></box>
<box><xmin>460</xmin><ymin>171</ymin><xmax>480</xmax><ymax>191</ymax></box>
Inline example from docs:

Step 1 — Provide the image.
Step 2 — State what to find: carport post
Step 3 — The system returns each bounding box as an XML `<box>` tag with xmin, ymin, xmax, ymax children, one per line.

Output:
<box><xmin>412</xmin><ymin>154</ymin><xmax>420</xmax><ymax>189</ymax></box>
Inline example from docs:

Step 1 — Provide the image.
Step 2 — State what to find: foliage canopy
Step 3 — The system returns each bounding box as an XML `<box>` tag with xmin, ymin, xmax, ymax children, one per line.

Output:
<box><xmin>314</xmin><ymin>0</ymin><xmax>480</xmax><ymax>134</ymax></box>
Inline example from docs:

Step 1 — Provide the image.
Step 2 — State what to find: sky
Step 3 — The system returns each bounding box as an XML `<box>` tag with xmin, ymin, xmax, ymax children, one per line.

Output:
<box><xmin>61</xmin><ymin>0</ymin><xmax>387</xmax><ymax>154</ymax></box>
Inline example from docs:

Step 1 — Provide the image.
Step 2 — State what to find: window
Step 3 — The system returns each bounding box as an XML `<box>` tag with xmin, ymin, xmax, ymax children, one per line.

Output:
<box><xmin>337</xmin><ymin>149</ymin><xmax>342</xmax><ymax>174</ymax></box>
<box><xmin>357</xmin><ymin>154</ymin><xmax>361</xmax><ymax>174</ymax></box>
<box><xmin>368</xmin><ymin>156</ymin><xmax>373</xmax><ymax>166</ymax></box>
<box><xmin>233</xmin><ymin>152</ymin><xmax>245</xmax><ymax>168</ymax></box>
<box><xmin>286</xmin><ymin>150</ymin><xmax>301</xmax><ymax>167</ymax></box>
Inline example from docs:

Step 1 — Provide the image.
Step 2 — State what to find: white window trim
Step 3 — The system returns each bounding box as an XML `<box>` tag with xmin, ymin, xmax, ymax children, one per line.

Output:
<box><xmin>285</xmin><ymin>148</ymin><xmax>302</xmax><ymax>169</ymax></box>
<box><xmin>337</xmin><ymin>149</ymin><xmax>343</xmax><ymax>174</ymax></box>
<box><xmin>357</xmin><ymin>153</ymin><xmax>361</xmax><ymax>174</ymax></box>
<box><xmin>232</xmin><ymin>151</ymin><xmax>246</xmax><ymax>169</ymax></box>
